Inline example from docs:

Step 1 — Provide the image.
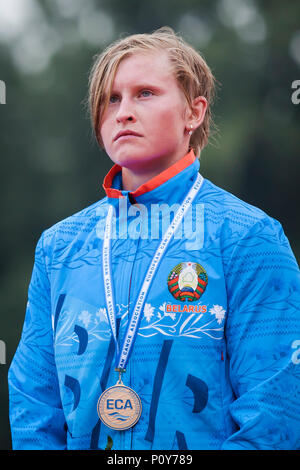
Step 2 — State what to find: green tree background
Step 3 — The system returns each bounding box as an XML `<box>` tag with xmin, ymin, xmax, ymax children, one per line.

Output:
<box><xmin>0</xmin><ymin>0</ymin><xmax>299</xmax><ymax>450</ymax></box>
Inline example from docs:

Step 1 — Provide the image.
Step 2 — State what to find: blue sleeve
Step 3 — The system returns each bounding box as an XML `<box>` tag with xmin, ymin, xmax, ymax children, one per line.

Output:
<box><xmin>8</xmin><ymin>233</ymin><xmax>67</xmax><ymax>450</ymax></box>
<box><xmin>222</xmin><ymin>216</ymin><xmax>300</xmax><ymax>450</ymax></box>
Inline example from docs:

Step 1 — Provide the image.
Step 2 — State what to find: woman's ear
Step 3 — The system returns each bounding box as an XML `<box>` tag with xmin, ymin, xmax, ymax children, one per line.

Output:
<box><xmin>188</xmin><ymin>96</ymin><xmax>208</xmax><ymax>131</ymax></box>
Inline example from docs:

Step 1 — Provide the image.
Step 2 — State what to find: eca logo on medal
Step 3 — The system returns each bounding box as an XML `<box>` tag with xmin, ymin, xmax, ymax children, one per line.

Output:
<box><xmin>167</xmin><ymin>262</ymin><xmax>208</xmax><ymax>302</ymax></box>
<box><xmin>97</xmin><ymin>384</ymin><xmax>142</xmax><ymax>430</ymax></box>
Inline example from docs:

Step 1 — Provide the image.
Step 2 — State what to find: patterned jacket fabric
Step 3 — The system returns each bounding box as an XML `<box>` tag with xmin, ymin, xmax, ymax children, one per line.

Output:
<box><xmin>8</xmin><ymin>150</ymin><xmax>300</xmax><ymax>450</ymax></box>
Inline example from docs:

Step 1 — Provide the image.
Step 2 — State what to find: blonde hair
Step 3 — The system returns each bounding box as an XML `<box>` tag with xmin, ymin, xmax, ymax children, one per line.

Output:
<box><xmin>88</xmin><ymin>26</ymin><xmax>216</xmax><ymax>157</ymax></box>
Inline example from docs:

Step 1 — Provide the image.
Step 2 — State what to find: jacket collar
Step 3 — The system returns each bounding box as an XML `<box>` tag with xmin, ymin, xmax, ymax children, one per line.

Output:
<box><xmin>102</xmin><ymin>149</ymin><xmax>200</xmax><ymax>205</ymax></box>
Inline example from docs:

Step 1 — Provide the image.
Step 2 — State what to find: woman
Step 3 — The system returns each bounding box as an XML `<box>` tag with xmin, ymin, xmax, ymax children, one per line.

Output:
<box><xmin>8</xmin><ymin>27</ymin><xmax>300</xmax><ymax>450</ymax></box>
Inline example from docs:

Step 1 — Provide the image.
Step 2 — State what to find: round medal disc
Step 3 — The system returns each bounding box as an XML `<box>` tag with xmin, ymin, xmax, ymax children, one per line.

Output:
<box><xmin>97</xmin><ymin>383</ymin><xmax>142</xmax><ymax>431</ymax></box>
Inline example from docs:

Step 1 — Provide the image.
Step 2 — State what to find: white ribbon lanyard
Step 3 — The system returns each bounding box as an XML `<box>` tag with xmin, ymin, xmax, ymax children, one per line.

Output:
<box><xmin>103</xmin><ymin>172</ymin><xmax>204</xmax><ymax>371</ymax></box>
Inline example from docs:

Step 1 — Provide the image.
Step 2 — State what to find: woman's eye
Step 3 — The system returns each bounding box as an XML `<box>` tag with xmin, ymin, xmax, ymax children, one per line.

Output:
<box><xmin>139</xmin><ymin>90</ymin><xmax>153</xmax><ymax>97</ymax></box>
<box><xmin>109</xmin><ymin>95</ymin><xmax>119</xmax><ymax>103</ymax></box>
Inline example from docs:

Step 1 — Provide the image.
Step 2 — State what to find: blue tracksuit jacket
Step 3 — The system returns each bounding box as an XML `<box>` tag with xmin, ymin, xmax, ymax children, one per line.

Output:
<box><xmin>8</xmin><ymin>150</ymin><xmax>300</xmax><ymax>450</ymax></box>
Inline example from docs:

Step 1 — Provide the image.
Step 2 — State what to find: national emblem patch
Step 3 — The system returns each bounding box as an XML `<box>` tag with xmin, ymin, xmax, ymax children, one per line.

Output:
<box><xmin>167</xmin><ymin>262</ymin><xmax>208</xmax><ymax>302</ymax></box>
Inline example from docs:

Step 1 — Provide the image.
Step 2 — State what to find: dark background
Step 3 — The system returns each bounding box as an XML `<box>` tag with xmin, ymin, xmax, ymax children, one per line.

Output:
<box><xmin>0</xmin><ymin>0</ymin><xmax>299</xmax><ymax>450</ymax></box>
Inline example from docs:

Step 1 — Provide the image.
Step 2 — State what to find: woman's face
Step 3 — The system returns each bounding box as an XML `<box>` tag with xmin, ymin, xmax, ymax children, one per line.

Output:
<box><xmin>99</xmin><ymin>51</ymin><xmax>194</xmax><ymax>173</ymax></box>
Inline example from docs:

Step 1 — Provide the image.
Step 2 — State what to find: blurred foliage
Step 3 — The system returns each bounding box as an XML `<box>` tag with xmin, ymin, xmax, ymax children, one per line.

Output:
<box><xmin>0</xmin><ymin>0</ymin><xmax>299</xmax><ymax>450</ymax></box>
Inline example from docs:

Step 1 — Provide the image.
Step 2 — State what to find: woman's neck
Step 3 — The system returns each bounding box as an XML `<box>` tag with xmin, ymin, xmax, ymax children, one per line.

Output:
<box><xmin>121</xmin><ymin>166</ymin><xmax>165</xmax><ymax>192</ymax></box>
<box><xmin>121</xmin><ymin>148</ymin><xmax>190</xmax><ymax>192</ymax></box>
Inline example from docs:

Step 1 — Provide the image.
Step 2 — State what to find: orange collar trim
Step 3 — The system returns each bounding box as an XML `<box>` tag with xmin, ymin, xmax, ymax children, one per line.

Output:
<box><xmin>103</xmin><ymin>149</ymin><xmax>196</xmax><ymax>199</ymax></box>
<box><xmin>103</xmin><ymin>164</ymin><xmax>124</xmax><ymax>198</ymax></box>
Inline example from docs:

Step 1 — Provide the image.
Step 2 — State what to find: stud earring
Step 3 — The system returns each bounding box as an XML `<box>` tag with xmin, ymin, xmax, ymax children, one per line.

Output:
<box><xmin>188</xmin><ymin>126</ymin><xmax>193</xmax><ymax>136</ymax></box>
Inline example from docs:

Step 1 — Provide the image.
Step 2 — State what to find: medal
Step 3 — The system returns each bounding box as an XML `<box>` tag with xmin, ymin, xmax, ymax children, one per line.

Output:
<box><xmin>98</xmin><ymin>172</ymin><xmax>204</xmax><ymax>430</ymax></box>
<box><xmin>97</xmin><ymin>371</ymin><xmax>142</xmax><ymax>430</ymax></box>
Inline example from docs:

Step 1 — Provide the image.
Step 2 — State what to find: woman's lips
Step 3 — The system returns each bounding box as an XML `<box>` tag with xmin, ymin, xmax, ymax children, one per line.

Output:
<box><xmin>115</xmin><ymin>134</ymin><xmax>142</xmax><ymax>142</ymax></box>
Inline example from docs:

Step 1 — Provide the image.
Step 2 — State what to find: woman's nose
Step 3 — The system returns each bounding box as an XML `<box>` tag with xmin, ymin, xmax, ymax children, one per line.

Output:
<box><xmin>116</xmin><ymin>98</ymin><xmax>136</xmax><ymax>123</ymax></box>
